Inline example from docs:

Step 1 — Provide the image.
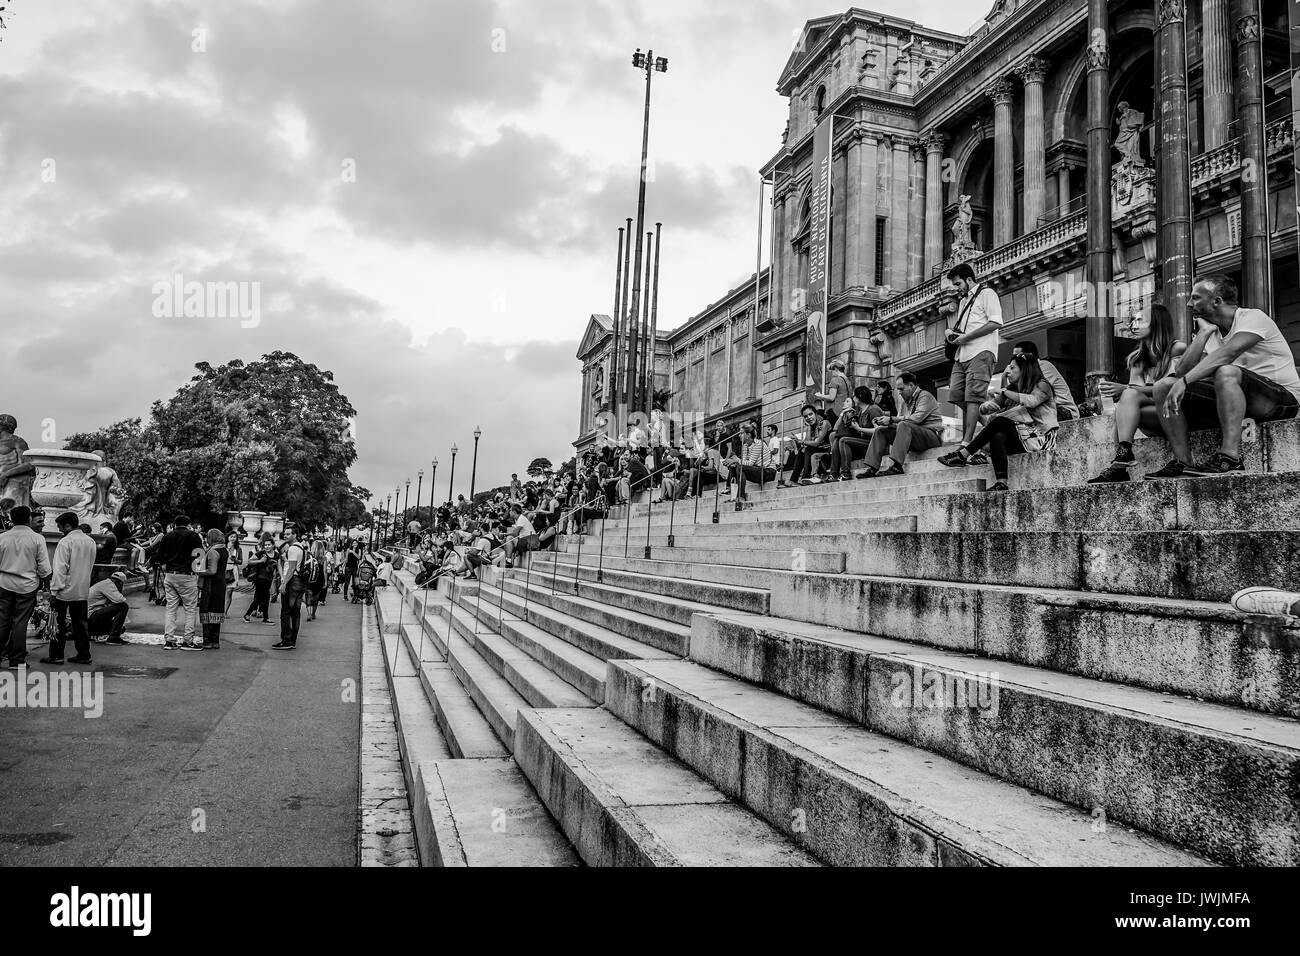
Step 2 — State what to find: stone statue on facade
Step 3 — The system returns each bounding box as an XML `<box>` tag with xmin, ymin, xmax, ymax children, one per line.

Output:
<box><xmin>1113</xmin><ymin>102</ymin><xmax>1145</xmax><ymax>170</ymax></box>
<box><xmin>0</xmin><ymin>414</ymin><xmax>35</xmax><ymax>510</ymax></box>
<box><xmin>75</xmin><ymin>450</ymin><xmax>126</xmax><ymax>524</ymax></box>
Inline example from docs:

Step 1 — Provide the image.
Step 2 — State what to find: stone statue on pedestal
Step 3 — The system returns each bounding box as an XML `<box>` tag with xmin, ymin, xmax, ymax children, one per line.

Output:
<box><xmin>1113</xmin><ymin>102</ymin><xmax>1145</xmax><ymax>170</ymax></box>
<box><xmin>0</xmin><ymin>415</ymin><xmax>35</xmax><ymax>510</ymax></box>
<box><xmin>75</xmin><ymin>450</ymin><xmax>126</xmax><ymax>524</ymax></box>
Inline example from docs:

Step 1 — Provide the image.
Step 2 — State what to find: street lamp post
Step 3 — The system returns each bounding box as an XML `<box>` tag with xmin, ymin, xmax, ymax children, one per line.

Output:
<box><xmin>469</xmin><ymin>426</ymin><xmax>482</xmax><ymax>502</ymax></box>
<box><xmin>403</xmin><ymin>479</ymin><xmax>411</xmax><ymax>536</ymax></box>
<box><xmin>622</xmin><ymin>47</ymin><xmax>669</xmax><ymax>413</ymax></box>
<box><xmin>430</xmin><ymin>458</ymin><xmax>438</xmax><ymax>517</ymax></box>
<box><xmin>384</xmin><ymin>495</ymin><xmax>391</xmax><ymax>545</ymax></box>
<box><xmin>447</xmin><ymin>444</ymin><xmax>458</xmax><ymax>506</ymax></box>
<box><xmin>416</xmin><ymin>469</ymin><xmax>424</xmax><ymax>527</ymax></box>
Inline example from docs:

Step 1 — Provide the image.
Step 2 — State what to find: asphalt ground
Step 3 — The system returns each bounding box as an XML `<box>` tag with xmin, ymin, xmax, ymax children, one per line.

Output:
<box><xmin>0</xmin><ymin>584</ymin><xmax>362</xmax><ymax>865</ymax></box>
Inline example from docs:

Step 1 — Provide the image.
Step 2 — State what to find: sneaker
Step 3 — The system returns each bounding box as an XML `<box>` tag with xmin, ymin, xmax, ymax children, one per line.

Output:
<box><xmin>104</xmin><ymin>636</ymin><xmax>128</xmax><ymax>645</ymax></box>
<box><xmin>1185</xmin><ymin>452</ymin><xmax>1245</xmax><ymax>477</ymax></box>
<box><xmin>1087</xmin><ymin>464</ymin><xmax>1132</xmax><ymax>484</ymax></box>
<box><xmin>270</xmin><ymin>642</ymin><xmax>296</xmax><ymax>650</ymax></box>
<box><xmin>1231</xmin><ymin>586</ymin><xmax>1300</xmax><ymax>618</ymax></box>
<box><xmin>1142</xmin><ymin>458</ymin><xmax>1189</xmax><ymax>480</ymax></box>
<box><xmin>68</xmin><ymin>655</ymin><xmax>93</xmax><ymax>664</ymax></box>
<box><xmin>242</xmin><ymin>615</ymin><xmax>252</xmax><ymax>623</ymax></box>
<box><xmin>203</xmin><ymin>642</ymin><xmax>220</xmax><ymax>650</ymax></box>
<box><xmin>262</xmin><ymin>619</ymin><xmax>276</xmax><ymax>625</ymax></box>
<box><xmin>937</xmin><ymin>450</ymin><xmax>969</xmax><ymax>468</ymax></box>
<box><xmin>1111</xmin><ymin>445</ymin><xmax>1136</xmax><ymax>467</ymax></box>
<box><xmin>876</xmin><ymin>463</ymin><xmax>904</xmax><ymax>478</ymax></box>
<box><xmin>966</xmin><ymin>451</ymin><xmax>990</xmax><ymax>466</ymax></box>
<box><xmin>799</xmin><ymin>477</ymin><xmax>821</xmax><ymax>485</ymax></box>
<box><xmin>38</xmin><ymin>657</ymin><xmax>65</xmax><ymax>665</ymax></box>
<box><xmin>163</xmin><ymin>641</ymin><xmax>178</xmax><ymax>650</ymax></box>
<box><xmin>987</xmin><ymin>481</ymin><xmax>1009</xmax><ymax>492</ymax></box>
<box><xmin>180</xmin><ymin>643</ymin><xmax>204</xmax><ymax>651</ymax></box>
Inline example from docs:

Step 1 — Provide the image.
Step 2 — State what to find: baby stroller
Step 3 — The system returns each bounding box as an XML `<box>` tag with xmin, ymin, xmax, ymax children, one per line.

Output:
<box><xmin>329</xmin><ymin>564</ymin><xmax>343</xmax><ymax>594</ymax></box>
<box><xmin>351</xmin><ymin>562</ymin><xmax>376</xmax><ymax>605</ymax></box>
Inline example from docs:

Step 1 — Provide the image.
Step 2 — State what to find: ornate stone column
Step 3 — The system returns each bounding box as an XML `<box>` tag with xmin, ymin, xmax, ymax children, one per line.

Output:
<box><xmin>845</xmin><ymin>133</ymin><xmax>862</xmax><ymax>290</ymax></box>
<box><xmin>861</xmin><ymin>133</ymin><xmax>881</xmax><ymax>287</ymax></box>
<box><xmin>782</xmin><ymin>190</ymin><xmax>798</xmax><ymax>316</ymax></box>
<box><xmin>986</xmin><ymin>77</ymin><xmax>1016</xmax><ymax>246</ymax></box>
<box><xmin>1203</xmin><ymin>0</ymin><xmax>1234</xmax><ymax>148</ymax></box>
<box><xmin>772</xmin><ymin>194</ymin><xmax>786</xmax><ymax>321</ymax></box>
<box><xmin>1155</xmin><ymin>0</ymin><xmax>1194</xmax><ymax>339</ymax></box>
<box><xmin>922</xmin><ymin>131</ymin><xmax>947</xmax><ymax>278</ymax></box>
<box><xmin>1234</xmin><ymin>0</ymin><xmax>1272</xmax><ymax>308</ymax></box>
<box><xmin>889</xmin><ymin>136</ymin><xmax>911</xmax><ymax>288</ymax></box>
<box><xmin>1058</xmin><ymin>167</ymin><xmax>1071</xmax><ymax>208</ymax></box>
<box><xmin>907</xmin><ymin>141</ymin><xmax>926</xmax><ymax>287</ymax></box>
<box><xmin>1085</xmin><ymin>0</ymin><xmax>1115</xmax><ymax>392</ymax></box>
<box><xmin>1016</xmin><ymin>57</ymin><xmax>1048</xmax><ymax>231</ymax></box>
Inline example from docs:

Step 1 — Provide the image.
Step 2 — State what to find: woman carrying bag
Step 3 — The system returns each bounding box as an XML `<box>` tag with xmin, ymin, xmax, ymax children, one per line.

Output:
<box><xmin>937</xmin><ymin>353</ymin><xmax>1058</xmax><ymax>492</ymax></box>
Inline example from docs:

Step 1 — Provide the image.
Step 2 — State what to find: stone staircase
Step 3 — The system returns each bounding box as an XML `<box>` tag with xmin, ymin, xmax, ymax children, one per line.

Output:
<box><xmin>374</xmin><ymin>415</ymin><xmax>1300</xmax><ymax>866</ymax></box>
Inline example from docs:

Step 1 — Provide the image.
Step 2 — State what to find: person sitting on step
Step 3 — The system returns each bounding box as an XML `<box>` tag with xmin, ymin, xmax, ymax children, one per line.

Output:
<box><xmin>830</xmin><ymin>384</ymin><xmax>890</xmax><ymax>481</ymax></box>
<box><xmin>1088</xmin><ymin>302</ymin><xmax>1187</xmax><ymax>483</ymax></box>
<box><xmin>938</xmin><ymin>353</ymin><xmax>1058</xmax><ymax>491</ymax></box>
<box><xmin>792</xmin><ymin>404</ymin><xmax>833</xmax><ymax>485</ymax></box>
<box><xmin>1012</xmin><ymin>340</ymin><xmax>1080</xmax><ymax>421</ymax></box>
<box><xmin>1146</xmin><ymin>274</ymin><xmax>1300</xmax><ymax>479</ymax></box>
<box><xmin>721</xmin><ymin>421</ymin><xmax>777</xmax><ymax>503</ymax></box>
<box><xmin>857</xmin><ymin>372</ymin><xmax>945</xmax><ymax>479</ymax></box>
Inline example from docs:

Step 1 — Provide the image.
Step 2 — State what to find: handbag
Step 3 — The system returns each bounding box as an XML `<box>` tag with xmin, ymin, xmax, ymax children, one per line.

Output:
<box><xmin>945</xmin><ymin>283</ymin><xmax>985</xmax><ymax>362</ymax></box>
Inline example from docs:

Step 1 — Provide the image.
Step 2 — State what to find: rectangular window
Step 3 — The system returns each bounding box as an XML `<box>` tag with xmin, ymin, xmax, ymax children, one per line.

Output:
<box><xmin>874</xmin><ymin>218</ymin><xmax>888</xmax><ymax>287</ymax></box>
<box><xmin>786</xmin><ymin>348</ymin><xmax>805</xmax><ymax>392</ymax></box>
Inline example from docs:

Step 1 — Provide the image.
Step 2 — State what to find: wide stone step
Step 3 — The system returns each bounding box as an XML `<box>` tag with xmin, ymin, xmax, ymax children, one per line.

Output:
<box><xmin>582</xmin><ymin>515</ymin><xmax>918</xmax><ymax>542</ymax></box>
<box><xmin>456</xmin><ymin>584</ymin><xmax>631</xmax><ymax>702</ymax></box>
<box><xmin>682</xmin><ymin>610</ymin><xmax>1300</xmax><ymax>866</ymax></box>
<box><xmin>378</xmin><ymin>618</ymin><xmax>579</xmax><ymax>866</ymax></box>
<box><xmin>605</xmin><ymin>659</ymin><xmax>1208</xmax><ymax>867</ymax></box>
<box><xmin>561</xmin><ymin>539</ymin><xmax>846</xmax><ymax>573</ymax></box>
<box><xmin>838</xmin><ymin>529</ymin><xmax>1300</xmax><ymax>602</ymax></box>
<box><xmin>500</xmin><ymin>571</ymin><xmax>735</xmax><ymax>634</ymax></box>
<box><xmin>513</xmin><ymin>707</ymin><xmax>819</xmax><ymax>866</ymax></box>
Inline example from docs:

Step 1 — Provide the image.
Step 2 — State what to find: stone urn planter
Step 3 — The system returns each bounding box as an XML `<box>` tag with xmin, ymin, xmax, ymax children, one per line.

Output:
<box><xmin>261</xmin><ymin>512</ymin><xmax>285</xmax><ymax>537</ymax></box>
<box><xmin>226</xmin><ymin>511</ymin><xmax>245</xmax><ymax>533</ymax></box>
<box><xmin>23</xmin><ymin>448</ymin><xmax>102</xmax><ymax>533</ymax></box>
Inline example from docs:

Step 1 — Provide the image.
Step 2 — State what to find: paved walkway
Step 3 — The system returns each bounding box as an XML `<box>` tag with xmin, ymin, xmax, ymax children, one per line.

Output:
<box><xmin>1</xmin><ymin>587</ymin><xmax>363</xmax><ymax>866</ymax></box>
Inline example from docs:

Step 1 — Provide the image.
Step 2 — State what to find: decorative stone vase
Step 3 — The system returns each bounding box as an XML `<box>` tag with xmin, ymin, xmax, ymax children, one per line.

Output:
<box><xmin>261</xmin><ymin>512</ymin><xmax>285</xmax><ymax>537</ymax></box>
<box><xmin>226</xmin><ymin>511</ymin><xmax>244</xmax><ymax>533</ymax></box>
<box><xmin>240</xmin><ymin>510</ymin><xmax>266</xmax><ymax>535</ymax></box>
<box><xmin>23</xmin><ymin>448</ymin><xmax>102</xmax><ymax>533</ymax></box>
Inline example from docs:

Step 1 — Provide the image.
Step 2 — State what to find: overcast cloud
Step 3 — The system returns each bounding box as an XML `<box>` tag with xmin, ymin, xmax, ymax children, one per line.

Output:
<box><xmin>0</xmin><ymin>0</ymin><xmax>975</xmax><ymax>504</ymax></box>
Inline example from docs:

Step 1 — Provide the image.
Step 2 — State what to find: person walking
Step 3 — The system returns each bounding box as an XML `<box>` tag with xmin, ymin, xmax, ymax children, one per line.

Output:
<box><xmin>42</xmin><ymin>511</ymin><xmax>98</xmax><ymax>665</ymax></box>
<box><xmin>342</xmin><ymin>542</ymin><xmax>360</xmax><ymax>601</ymax></box>
<box><xmin>304</xmin><ymin>539</ymin><xmax>328</xmax><ymax>622</ymax></box>
<box><xmin>273</xmin><ymin>527</ymin><xmax>306</xmax><ymax>649</ymax></box>
<box><xmin>224</xmin><ymin>532</ymin><xmax>243</xmax><ymax>616</ymax></box>
<box><xmin>241</xmin><ymin>538</ymin><xmax>278</xmax><ymax>624</ymax></box>
<box><xmin>0</xmin><ymin>505</ymin><xmax>52</xmax><ymax>668</ymax></box>
<box><xmin>197</xmin><ymin>529</ymin><xmax>228</xmax><ymax>649</ymax></box>
<box><xmin>153</xmin><ymin>514</ymin><xmax>205</xmax><ymax>650</ymax></box>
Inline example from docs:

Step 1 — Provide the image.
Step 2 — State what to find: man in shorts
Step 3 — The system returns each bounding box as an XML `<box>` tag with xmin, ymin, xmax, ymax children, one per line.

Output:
<box><xmin>1148</xmin><ymin>274</ymin><xmax>1300</xmax><ymax>479</ymax></box>
<box><xmin>945</xmin><ymin>263</ymin><xmax>1003</xmax><ymax>459</ymax></box>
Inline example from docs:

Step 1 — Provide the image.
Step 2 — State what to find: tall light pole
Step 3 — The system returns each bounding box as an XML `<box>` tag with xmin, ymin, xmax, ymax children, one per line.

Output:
<box><xmin>416</xmin><ymin>469</ymin><xmax>424</xmax><ymax>525</ymax></box>
<box><xmin>622</xmin><ymin>47</ymin><xmax>669</xmax><ymax>413</ymax></box>
<box><xmin>430</xmin><ymin>458</ymin><xmax>438</xmax><ymax>516</ymax></box>
<box><xmin>403</xmin><ymin>478</ymin><xmax>410</xmax><ymax>530</ymax></box>
<box><xmin>469</xmin><ymin>426</ymin><xmax>482</xmax><ymax>502</ymax></box>
<box><xmin>447</xmin><ymin>444</ymin><xmax>458</xmax><ymax>505</ymax></box>
<box><xmin>383</xmin><ymin>494</ymin><xmax>391</xmax><ymax>545</ymax></box>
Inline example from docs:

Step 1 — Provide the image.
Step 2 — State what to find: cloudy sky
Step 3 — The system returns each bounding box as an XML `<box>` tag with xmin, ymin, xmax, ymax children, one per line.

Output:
<box><xmin>0</xmin><ymin>0</ymin><xmax>975</xmax><ymax>505</ymax></box>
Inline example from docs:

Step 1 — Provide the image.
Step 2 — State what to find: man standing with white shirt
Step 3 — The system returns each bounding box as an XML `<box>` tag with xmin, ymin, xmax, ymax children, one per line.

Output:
<box><xmin>0</xmin><ymin>505</ymin><xmax>52</xmax><ymax>668</ymax></box>
<box><xmin>42</xmin><ymin>511</ymin><xmax>97</xmax><ymax>665</ymax></box>
<box><xmin>945</xmin><ymin>263</ymin><xmax>1003</xmax><ymax>454</ymax></box>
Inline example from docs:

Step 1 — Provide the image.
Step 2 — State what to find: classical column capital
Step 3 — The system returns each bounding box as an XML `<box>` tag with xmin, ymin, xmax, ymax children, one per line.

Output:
<box><xmin>1156</xmin><ymin>0</ymin><xmax>1185</xmax><ymax>28</ymax></box>
<box><xmin>984</xmin><ymin>77</ymin><xmax>1015</xmax><ymax>106</ymax></box>
<box><xmin>1233</xmin><ymin>13</ymin><xmax>1260</xmax><ymax>43</ymax></box>
<box><xmin>1085</xmin><ymin>32</ymin><xmax>1109</xmax><ymax>71</ymax></box>
<box><xmin>1015</xmin><ymin>56</ymin><xmax>1048</xmax><ymax>85</ymax></box>
<box><xmin>920</xmin><ymin>129</ymin><xmax>948</xmax><ymax>153</ymax></box>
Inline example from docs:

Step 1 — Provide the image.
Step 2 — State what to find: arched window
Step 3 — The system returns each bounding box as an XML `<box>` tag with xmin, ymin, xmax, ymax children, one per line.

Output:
<box><xmin>814</xmin><ymin>85</ymin><xmax>827</xmax><ymax>119</ymax></box>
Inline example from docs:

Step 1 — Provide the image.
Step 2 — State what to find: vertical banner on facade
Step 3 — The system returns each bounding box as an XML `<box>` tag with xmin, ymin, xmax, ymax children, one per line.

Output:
<box><xmin>806</xmin><ymin>115</ymin><xmax>833</xmax><ymax>398</ymax></box>
<box><xmin>1291</xmin><ymin>0</ymin><xmax>1300</xmax><ymax>289</ymax></box>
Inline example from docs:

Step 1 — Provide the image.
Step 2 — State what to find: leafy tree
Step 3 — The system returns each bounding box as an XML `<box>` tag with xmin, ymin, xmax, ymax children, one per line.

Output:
<box><xmin>65</xmin><ymin>351</ymin><xmax>367</xmax><ymax>531</ymax></box>
<box><xmin>526</xmin><ymin>457</ymin><xmax>553</xmax><ymax>478</ymax></box>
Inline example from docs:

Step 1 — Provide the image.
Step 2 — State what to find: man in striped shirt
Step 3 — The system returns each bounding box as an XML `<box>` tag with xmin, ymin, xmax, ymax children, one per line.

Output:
<box><xmin>722</xmin><ymin>421</ymin><xmax>776</xmax><ymax>503</ymax></box>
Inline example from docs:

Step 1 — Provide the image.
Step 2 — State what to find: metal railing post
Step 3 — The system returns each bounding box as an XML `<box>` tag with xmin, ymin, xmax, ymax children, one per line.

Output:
<box><xmin>667</xmin><ymin>486</ymin><xmax>677</xmax><ymax>549</ymax></box>
<box><xmin>596</xmin><ymin>507</ymin><xmax>606</xmax><ymax>585</ymax></box>
<box><xmin>644</xmin><ymin>482</ymin><xmax>654</xmax><ymax>559</ymax></box>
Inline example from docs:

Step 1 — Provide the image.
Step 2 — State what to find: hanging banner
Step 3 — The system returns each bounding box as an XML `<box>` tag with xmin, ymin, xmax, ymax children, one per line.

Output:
<box><xmin>806</xmin><ymin>114</ymin><xmax>833</xmax><ymax>398</ymax></box>
<box><xmin>1291</xmin><ymin>0</ymin><xmax>1300</xmax><ymax>288</ymax></box>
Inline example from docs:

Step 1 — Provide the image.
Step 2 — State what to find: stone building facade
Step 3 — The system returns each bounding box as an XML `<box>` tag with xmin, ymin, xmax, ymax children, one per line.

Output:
<box><xmin>577</xmin><ymin>0</ymin><xmax>1298</xmax><ymax>449</ymax></box>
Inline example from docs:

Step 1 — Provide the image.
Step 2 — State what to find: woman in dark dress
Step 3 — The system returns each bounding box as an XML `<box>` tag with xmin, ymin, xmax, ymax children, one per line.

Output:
<box><xmin>198</xmin><ymin>529</ymin><xmax>229</xmax><ymax>649</ymax></box>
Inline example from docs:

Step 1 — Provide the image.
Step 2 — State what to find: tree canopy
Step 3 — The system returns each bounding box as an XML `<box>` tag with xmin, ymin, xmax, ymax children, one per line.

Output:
<box><xmin>65</xmin><ymin>351</ymin><xmax>369</xmax><ymax>531</ymax></box>
<box><xmin>526</xmin><ymin>457</ymin><xmax>553</xmax><ymax>478</ymax></box>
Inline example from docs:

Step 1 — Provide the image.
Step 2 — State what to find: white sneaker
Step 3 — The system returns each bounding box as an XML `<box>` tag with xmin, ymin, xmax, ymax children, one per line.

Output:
<box><xmin>1230</xmin><ymin>587</ymin><xmax>1300</xmax><ymax>618</ymax></box>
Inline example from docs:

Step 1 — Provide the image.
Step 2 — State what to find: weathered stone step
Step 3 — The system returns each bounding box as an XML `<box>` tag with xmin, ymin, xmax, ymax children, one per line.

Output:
<box><xmin>581</xmin><ymin>515</ymin><xmax>918</xmax><ymax>542</ymax></box>
<box><xmin>500</xmin><ymin>570</ymin><xmax>748</xmax><ymax>632</ymax></box>
<box><xmin>561</xmin><ymin>539</ymin><xmax>846</xmax><ymax>573</ymax></box>
<box><xmin>838</xmin><ymin>529</ymin><xmax>1300</xmax><ymax>602</ymax></box>
<box><xmin>513</xmin><ymin>707</ymin><xmax>819</xmax><ymax>867</ymax></box>
<box><xmin>535</xmin><ymin>555</ymin><xmax>1300</xmax><ymax>719</ymax></box>
<box><xmin>455</xmin><ymin>584</ymin><xmax>622</xmax><ymax>702</ymax></box>
<box><xmin>681</xmin><ymin>611</ymin><xmax>1300</xmax><ymax>866</ymax></box>
<box><xmin>605</xmin><ymin>659</ymin><xmax>1209</xmax><ymax>867</ymax></box>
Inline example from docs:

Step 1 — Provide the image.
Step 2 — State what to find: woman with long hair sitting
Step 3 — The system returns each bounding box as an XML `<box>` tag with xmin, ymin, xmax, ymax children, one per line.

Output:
<box><xmin>937</xmin><ymin>353</ymin><xmax>1058</xmax><ymax>492</ymax></box>
<box><xmin>1087</xmin><ymin>302</ymin><xmax>1187</xmax><ymax>483</ymax></box>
